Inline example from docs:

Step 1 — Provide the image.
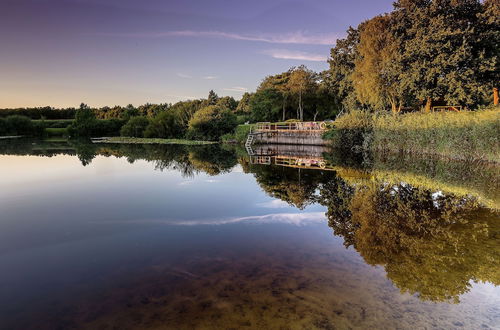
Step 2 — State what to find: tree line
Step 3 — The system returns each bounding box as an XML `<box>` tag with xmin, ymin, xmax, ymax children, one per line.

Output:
<box><xmin>327</xmin><ymin>0</ymin><xmax>499</xmax><ymax>113</ymax></box>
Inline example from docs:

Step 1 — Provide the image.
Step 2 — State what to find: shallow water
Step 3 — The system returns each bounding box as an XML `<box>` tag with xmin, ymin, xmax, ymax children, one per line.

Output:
<box><xmin>0</xmin><ymin>140</ymin><xmax>498</xmax><ymax>329</ymax></box>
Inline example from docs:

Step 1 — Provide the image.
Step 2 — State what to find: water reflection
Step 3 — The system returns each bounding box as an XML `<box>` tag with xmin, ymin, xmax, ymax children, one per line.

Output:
<box><xmin>0</xmin><ymin>139</ymin><xmax>499</xmax><ymax>329</ymax></box>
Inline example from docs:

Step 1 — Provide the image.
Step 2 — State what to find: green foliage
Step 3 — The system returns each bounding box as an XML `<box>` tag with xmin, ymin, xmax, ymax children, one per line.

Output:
<box><xmin>45</xmin><ymin>127</ymin><xmax>68</xmax><ymax>137</ymax></box>
<box><xmin>120</xmin><ymin>116</ymin><xmax>150</xmax><ymax>137</ymax></box>
<box><xmin>216</xmin><ymin>96</ymin><xmax>238</xmax><ymax>111</ymax></box>
<box><xmin>187</xmin><ymin>105</ymin><xmax>237</xmax><ymax>141</ymax></box>
<box><xmin>249</xmin><ymin>88</ymin><xmax>282</xmax><ymax>122</ymax></box>
<box><xmin>235</xmin><ymin>92</ymin><xmax>252</xmax><ymax>114</ymax></box>
<box><xmin>328</xmin><ymin>0</ymin><xmax>499</xmax><ymax>111</ymax></box>
<box><xmin>0</xmin><ymin>106</ymin><xmax>76</xmax><ymax>119</ymax></box>
<box><xmin>68</xmin><ymin>104</ymin><xmax>97</xmax><ymax>137</ymax></box>
<box><xmin>327</xmin><ymin>26</ymin><xmax>362</xmax><ymax>111</ymax></box>
<box><xmin>5</xmin><ymin>115</ymin><xmax>34</xmax><ymax>135</ymax></box>
<box><xmin>206</xmin><ymin>90</ymin><xmax>219</xmax><ymax>106</ymax></box>
<box><xmin>326</xmin><ymin>108</ymin><xmax>500</xmax><ymax>162</ymax></box>
<box><xmin>221</xmin><ymin>124</ymin><xmax>255</xmax><ymax>144</ymax></box>
<box><xmin>325</xmin><ymin>110</ymin><xmax>374</xmax><ymax>153</ymax></box>
<box><xmin>68</xmin><ymin>104</ymin><xmax>124</xmax><ymax>137</ymax></box>
<box><xmin>372</xmin><ymin>108</ymin><xmax>500</xmax><ymax>162</ymax></box>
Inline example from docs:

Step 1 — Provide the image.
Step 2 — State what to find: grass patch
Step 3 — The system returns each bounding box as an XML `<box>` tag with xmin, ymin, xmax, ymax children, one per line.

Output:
<box><xmin>222</xmin><ymin>124</ymin><xmax>255</xmax><ymax>144</ymax></box>
<box><xmin>92</xmin><ymin>137</ymin><xmax>216</xmax><ymax>145</ymax></box>
<box><xmin>326</xmin><ymin>108</ymin><xmax>500</xmax><ymax>162</ymax></box>
<box><xmin>45</xmin><ymin>127</ymin><xmax>68</xmax><ymax>136</ymax></box>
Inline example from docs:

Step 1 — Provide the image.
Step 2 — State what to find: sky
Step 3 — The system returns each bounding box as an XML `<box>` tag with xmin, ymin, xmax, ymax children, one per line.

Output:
<box><xmin>0</xmin><ymin>0</ymin><xmax>394</xmax><ymax>108</ymax></box>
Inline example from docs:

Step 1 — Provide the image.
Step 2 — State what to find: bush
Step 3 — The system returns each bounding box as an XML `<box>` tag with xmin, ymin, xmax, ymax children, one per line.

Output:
<box><xmin>144</xmin><ymin>111</ymin><xmax>185</xmax><ymax>138</ymax></box>
<box><xmin>120</xmin><ymin>116</ymin><xmax>150</xmax><ymax>137</ymax></box>
<box><xmin>68</xmin><ymin>107</ymin><xmax>97</xmax><ymax>137</ymax></box>
<box><xmin>5</xmin><ymin>115</ymin><xmax>35</xmax><ymax>136</ymax></box>
<box><xmin>187</xmin><ymin>105</ymin><xmax>237</xmax><ymax>141</ymax></box>
<box><xmin>0</xmin><ymin>118</ymin><xmax>9</xmax><ymax>135</ymax></box>
<box><xmin>68</xmin><ymin>106</ymin><xmax>124</xmax><ymax>137</ymax></box>
<box><xmin>324</xmin><ymin>110</ymin><xmax>373</xmax><ymax>153</ymax></box>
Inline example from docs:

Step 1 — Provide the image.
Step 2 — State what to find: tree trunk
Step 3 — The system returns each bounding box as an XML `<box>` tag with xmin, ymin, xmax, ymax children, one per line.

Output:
<box><xmin>494</xmin><ymin>88</ymin><xmax>499</xmax><ymax>106</ymax></box>
<box><xmin>313</xmin><ymin>109</ymin><xmax>318</xmax><ymax>121</ymax></box>
<box><xmin>299</xmin><ymin>91</ymin><xmax>303</xmax><ymax>121</ymax></box>
<box><xmin>425</xmin><ymin>97</ymin><xmax>432</xmax><ymax>113</ymax></box>
<box><xmin>282</xmin><ymin>99</ymin><xmax>286</xmax><ymax>121</ymax></box>
<box><xmin>391</xmin><ymin>101</ymin><xmax>397</xmax><ymax>114</ymax></box>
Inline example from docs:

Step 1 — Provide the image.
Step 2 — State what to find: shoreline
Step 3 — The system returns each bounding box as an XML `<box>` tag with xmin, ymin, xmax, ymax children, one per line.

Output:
<box><xmin>91</xmin><ymin>137</ymin><xmax>216</xmax><ymax>145</ymax></box>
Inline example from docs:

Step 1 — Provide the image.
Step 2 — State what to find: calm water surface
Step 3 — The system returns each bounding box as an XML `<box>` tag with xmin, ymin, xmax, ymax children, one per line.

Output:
<box><xmin>0</xmin><ymin>140</ymin><xmax>498</xmax><ymax>329</ymax></box>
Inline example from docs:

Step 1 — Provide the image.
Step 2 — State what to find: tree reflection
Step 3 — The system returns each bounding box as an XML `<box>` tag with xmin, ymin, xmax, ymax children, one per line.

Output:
<box><xmin>248</xmin><ymin>164</ymin><xmax>337</xmax><ymax>209</ymax></box>
<box><xmin>319</xmin><ymin>180</ymin><xmax>499</xmax><ymax>302</ymax></box>
<box><xmin>245</xmin><ymin>159</ymin><xmax>499</xmax><ymax>302</ymax></box>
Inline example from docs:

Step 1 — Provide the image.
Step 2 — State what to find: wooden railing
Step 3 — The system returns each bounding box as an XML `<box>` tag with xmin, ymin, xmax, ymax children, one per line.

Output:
<box><xmin>254</xmin><ymin>121</ymin><xmax>329</xmax><ymax>132</ymax></box>
<box><xmin>431</xmin><ymin>106</ymin><xmax>462</xmax><ymax>112</ymax></box>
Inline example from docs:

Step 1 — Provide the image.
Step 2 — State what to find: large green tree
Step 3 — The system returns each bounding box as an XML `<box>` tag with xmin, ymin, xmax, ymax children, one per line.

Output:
<box><xmin>352</xmin><ymin>15</ymin><xmax>405</xmax><ymax>113</ymax></box>
<box><xmin>392</xmin><ymin>0</ymin><xmax>493</xmax><ymax>110</ymax></box>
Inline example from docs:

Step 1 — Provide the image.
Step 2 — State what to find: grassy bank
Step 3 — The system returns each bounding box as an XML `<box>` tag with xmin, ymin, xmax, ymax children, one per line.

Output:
<box><xmin>92</xmin><ymin>137</ymin><xmax>215</xmax><ymax>145</ymax></box>
<box><xmin>221</xmin><ymin>124</ymin><xmax>254</xmax><ymax>144</ymax></box>
<box><xmin>327</xmin><ymin>108</ymin><xmax>500</xmax><ymax>163</ymax></box>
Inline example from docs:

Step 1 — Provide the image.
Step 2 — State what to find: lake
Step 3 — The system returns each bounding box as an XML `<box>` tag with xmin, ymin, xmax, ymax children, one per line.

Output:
<box><xmin>0</xmin><ymin>139</ymin><xmax>499</xmax><ymax>329</ymax></box>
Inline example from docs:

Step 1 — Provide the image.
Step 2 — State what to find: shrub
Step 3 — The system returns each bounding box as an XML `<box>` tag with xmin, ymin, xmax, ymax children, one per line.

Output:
<box><xmin>68</xmin><ymin>106</ymin><xmax>97</xmax><ymax>137</ymax></box>
<box><xmin>0</xmin><ymin>118</ymin><xmax>9</xmax><ymax>135</ymax></box>
<box><xmin>187</xmin><ymin>105</ymin><xmax>237</xmax><ymax>141</ymax></box>
<box><xmin>120</xmin><ymin>116</ymin><xmax>150</xmax><ymax>137</ymax></box>
<box><xmin>5</xmin><ymin>115</ymin><xmax>34</xmax><ymax>136</ymax></box>
<box><xmin>144</xmin><ymin>110</ymin><xmax>185</xmax><ymax>138</ymax></box>
<box><xmin>324</xmin><ymin>110</ymin><xmax>373</xmax><ymax>153</ymax></box>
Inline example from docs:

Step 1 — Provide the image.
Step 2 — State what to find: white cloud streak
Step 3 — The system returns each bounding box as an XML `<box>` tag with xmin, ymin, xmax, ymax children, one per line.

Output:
<box><xmin>93</xmin><ymin>212</ymin><xmax>326</xmax><ymax>227</ymax></box>
<box><xmin>95</xmin><ymin>30</ymin><xmax>340</xmax><ymax>46</ymax></box>
<box><xmin>262</xmin><ymin>49</ymin><xmax>327</xmax><ymax>62</ymax></box>
<box><xmin>256</xmin><ymin>199</ymin><xmax>290</xmax><ymax>209</ymax></box>
<box><xmin>176</xmin><ymin>73</ymin><xmax>192</xmax><ymax>79</ymax></box>
<box><xmin>203</xmin><ymin>76</ymin><xmax>218</xmax><ymax>80</ymax></box>
<box><xmin>223</xmin><ymin>87</ymin><xmax>248</xmax><ymax>92</ymax></box>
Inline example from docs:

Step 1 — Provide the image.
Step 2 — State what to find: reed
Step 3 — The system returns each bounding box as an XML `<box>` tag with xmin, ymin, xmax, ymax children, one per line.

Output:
<box><xmin>328</xmin><ymin>108</ymin><xmax>500</xmax><ymax>163</ymax></box>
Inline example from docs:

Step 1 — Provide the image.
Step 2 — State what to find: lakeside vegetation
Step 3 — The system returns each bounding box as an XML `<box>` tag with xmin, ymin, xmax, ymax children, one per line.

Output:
<box><xmin>93</xmin><ymin>137</ymin><xmax>215</xmax><ymax>145</ymax></box>
<box><xmin>326</xmin><ymin>107</ymin><xmax>500</xmax><ymax>162</ymax></box>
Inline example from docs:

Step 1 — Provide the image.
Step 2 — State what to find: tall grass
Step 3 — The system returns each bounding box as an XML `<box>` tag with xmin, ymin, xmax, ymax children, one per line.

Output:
<box><xmin>327</xmin><ymin>108</ymin><xmax>500</xmax><ymax>162</ymax></box>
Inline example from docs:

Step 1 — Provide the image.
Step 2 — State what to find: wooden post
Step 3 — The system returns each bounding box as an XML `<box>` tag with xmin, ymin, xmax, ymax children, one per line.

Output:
<box><xmin>494</xmin><ymin>88</ymin><xmax>499</xmax><ymax>106</ymax></box>
<box><xmin>425</xmin><ymin>97</ymin><xmax>432</xmax><ymax>113</ymax></box>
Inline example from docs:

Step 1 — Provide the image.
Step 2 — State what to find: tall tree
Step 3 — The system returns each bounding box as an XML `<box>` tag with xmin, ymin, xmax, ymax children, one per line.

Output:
<box><xmin>259</xmin><ymin>71</ymin><xmax>291</xmax><ymax>120</ymax></box>
<box><xmin>327</xmin><ymin>27</ymin><xmax>362</xmax><ymax>111</ymax></box>
<box><xmin>351</xmin><ymin>15</ymin><xmax>405</xmax><ymax>113</ymax></box>
<box><xmin>288</xmin><ymin>66</ymin><xmax>318</xmax><ymax>121</ymax></box>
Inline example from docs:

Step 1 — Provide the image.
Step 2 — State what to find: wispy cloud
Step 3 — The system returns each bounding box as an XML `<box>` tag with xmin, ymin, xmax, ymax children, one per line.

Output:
<box><xmin>176</xmin><ymin>73</ymin><xmax>192</xmax><ymax>79</ymax></box>
<box><xmin>256</xmin><ymin>199</ymin><xmax>290</xmax><ymax>209</ymax></box>
<box><xmin>94</xmin><ymin>30</ymin><xmax>340</xmax><ymax>46</ymax></box>
<box><xmin>223</xmin><ymin>87</ymin><xmax>248</xmax><ymax>92</ymax></box>
<box><xmin>261</xmin><ymin>49</ymin><xmax>327</xmax><ymax>62</ymax></box>
<box><xmin>92</xmin><ymin>212</ymin><xmax>326</xmax><ymax>226</ymax></box>
<box><xmin>203</xmin><ymin>76</ymin><xmax>218</xmax><ymax>80</ymax></box>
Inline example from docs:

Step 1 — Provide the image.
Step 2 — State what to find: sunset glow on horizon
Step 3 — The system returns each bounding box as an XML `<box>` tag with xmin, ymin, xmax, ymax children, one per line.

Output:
<box><xmin>0</xmin><ymin>0</ymin><xmax>393</xmax><ymax>108</ymax></box>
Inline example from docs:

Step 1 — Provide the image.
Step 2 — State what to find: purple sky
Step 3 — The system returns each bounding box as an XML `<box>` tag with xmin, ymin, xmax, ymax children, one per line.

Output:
<box><xmin>0</xmin><ymin>0</ymin><xmax>393</xmax><ymax>107</ymax></box>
